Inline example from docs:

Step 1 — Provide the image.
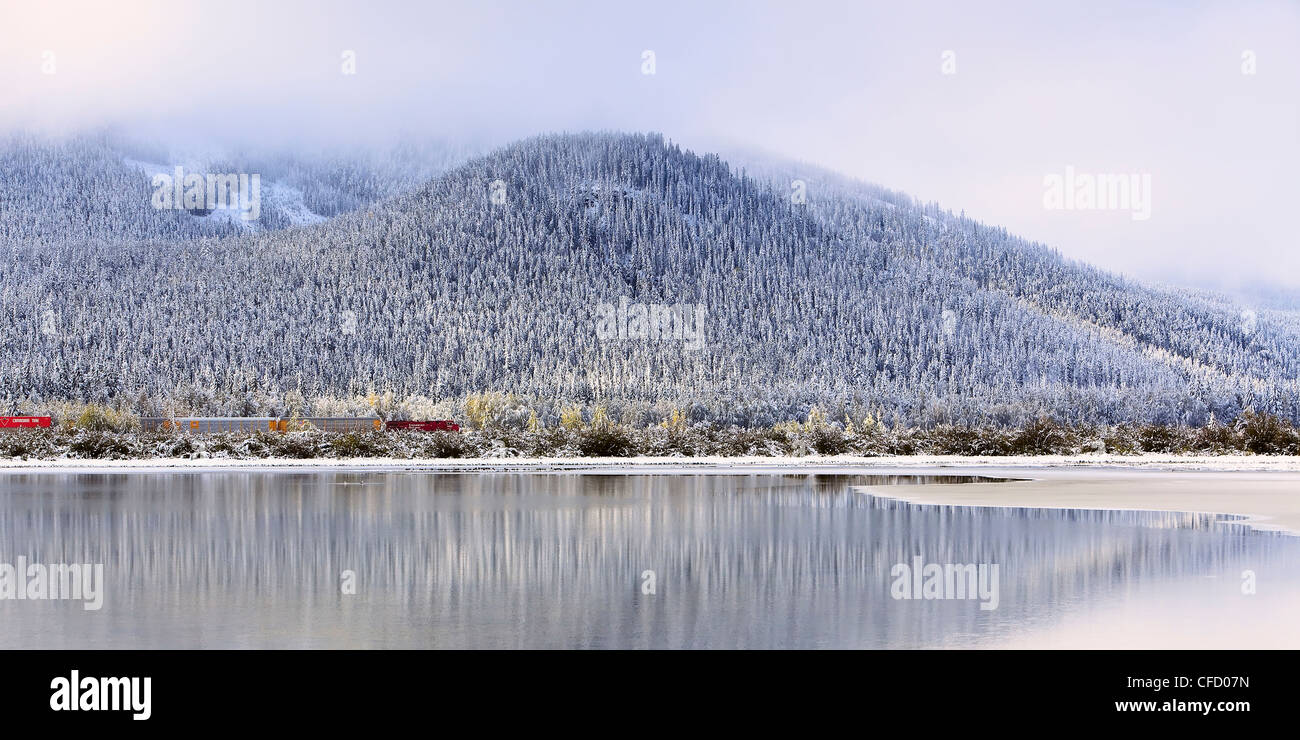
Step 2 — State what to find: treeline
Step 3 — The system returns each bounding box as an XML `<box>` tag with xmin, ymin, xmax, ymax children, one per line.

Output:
<box><xmin>3</xmin><ymin>408</ymin><xmax>1297</xmax><ymax>460</ymax></box>
<box><xmin>6</xmin><ymin>132</ymin><xmax>1300</xmax><ymax>428</ymax></box>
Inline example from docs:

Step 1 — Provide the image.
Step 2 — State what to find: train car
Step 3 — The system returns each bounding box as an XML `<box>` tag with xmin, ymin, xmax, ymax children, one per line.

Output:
<box><xmin>385</xmin><ymin>420</ymin><xmax>461</xmax><ymax>432</ymax></box>
<box><xmin>141</xmin><ymin>417</ymin><xmax>279</xmax><ymax>433</ymax></box>
<box><xmin>0</xmin><ymin>416</ymin><xmax>52</xmax><ymax>431</ymax></box>
<box><xmin>138</xmin><ymin>417</ymin><xmax>454</xmax><ymax>434</ymax></box>
<box><xmin>294</xmin><ymin>417</ymin><xmax>383</xmax><ymax>433</ymax></box>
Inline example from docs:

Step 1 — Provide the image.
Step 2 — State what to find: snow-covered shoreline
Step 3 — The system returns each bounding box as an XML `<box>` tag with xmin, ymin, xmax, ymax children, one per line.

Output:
<box><xmin>4</xmin><ymin>454</ymin><xmax>1298</xmax><ymax>535</ymax></box>
<box><xmin>3</xmin><ymin>453</ymin><xmax>1300</xmax><ymax>473</ymax></box>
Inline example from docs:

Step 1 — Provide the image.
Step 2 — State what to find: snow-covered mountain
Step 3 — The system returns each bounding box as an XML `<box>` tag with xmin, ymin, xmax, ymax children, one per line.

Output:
<box><xmin>0</xmin><ymin>131</ymin><xmax>478</xmax><ymax>241</ymax></box>
<box><xmin>1</xmin><ymin>131</ymin><xmax>1296</xmax><ymax>426</ymax></box>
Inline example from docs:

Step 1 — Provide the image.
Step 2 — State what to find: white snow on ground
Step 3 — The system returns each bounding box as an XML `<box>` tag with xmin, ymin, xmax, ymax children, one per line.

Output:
<box><xmin>4</xmin><ymin>454</ymin><xmax>1300</xmax><ymax>473</ymax></box>
<box><xmin>263</xmin><ymin>180</ymin><xmax>328</xmax><ymax>226</ymax></box>
<box><xmin>123</xmin><ymin>156</ymin><xmax>328</xmax><ymax>231</ymax></box>
<box><xmin>124</xmin><ymin>156</ymin><xmax>259</xmax><ymax>232</ymax></box>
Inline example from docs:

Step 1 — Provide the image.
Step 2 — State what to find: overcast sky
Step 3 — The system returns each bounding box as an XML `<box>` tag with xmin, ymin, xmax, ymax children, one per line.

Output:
<box><xmin>2</xmin><ymin>0</ymin><xmax>1297</xmax><ymax>291</ymax></box>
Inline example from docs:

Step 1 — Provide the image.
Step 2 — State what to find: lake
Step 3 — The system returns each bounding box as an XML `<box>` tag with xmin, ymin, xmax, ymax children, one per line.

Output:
<box><xmin>1</xmin><ymin>469</ymin><xmax>1296</xmax><ymax>648</ymax></box>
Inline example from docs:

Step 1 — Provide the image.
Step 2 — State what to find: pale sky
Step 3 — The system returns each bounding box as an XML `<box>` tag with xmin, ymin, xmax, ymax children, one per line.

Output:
<box><xmin>2</xmin><ymin>0</ymin><xmax>1297</xmax><ymax>291</ymax></box>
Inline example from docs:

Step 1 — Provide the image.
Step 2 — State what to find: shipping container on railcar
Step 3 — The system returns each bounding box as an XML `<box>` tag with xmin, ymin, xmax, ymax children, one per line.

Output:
<box><xmin>294</xmin><ymin>417</ymin><xmax>383</xmax><ymax>433</ymax></box>
<box><xmin>385</xmin><ymin>420</ymin><xmax>461</xmax><ymax>432</ymax></box>
<box><xmin>140</xmin><ymin>417</ymin><xmax>280</xmax><ymax>433</ymax></box>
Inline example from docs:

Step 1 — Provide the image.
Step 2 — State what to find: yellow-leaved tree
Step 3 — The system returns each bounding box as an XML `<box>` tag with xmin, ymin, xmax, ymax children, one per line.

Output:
<box><xmin>559</xmin><ymin>404</ymin><xmax>584</xmax><ymax>430</ymax></box>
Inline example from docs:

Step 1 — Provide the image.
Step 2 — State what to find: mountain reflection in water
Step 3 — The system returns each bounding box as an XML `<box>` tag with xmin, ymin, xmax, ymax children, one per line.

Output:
<box><xmin>0</xmin><ymin>471</ymin><xmax>1294</xmax><ymax>648</ymax></box>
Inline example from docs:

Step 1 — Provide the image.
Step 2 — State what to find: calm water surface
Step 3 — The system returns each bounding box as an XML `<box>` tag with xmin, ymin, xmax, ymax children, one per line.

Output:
<box><xmin>0</xmin><ymin>471</ymin><xmax>1295</xmax><ymax>648</ymax></box>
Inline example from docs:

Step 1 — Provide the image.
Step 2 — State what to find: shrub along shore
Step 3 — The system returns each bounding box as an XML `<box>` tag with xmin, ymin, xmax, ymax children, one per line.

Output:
<box><xmin>1</xmin><ymin>410</ymin><xmax>1297</xmax><ymax>460</ymax></box>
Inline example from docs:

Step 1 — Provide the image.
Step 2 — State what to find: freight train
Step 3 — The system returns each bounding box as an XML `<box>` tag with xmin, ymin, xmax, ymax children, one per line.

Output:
<box><xmin>0</xmin><ymin>416</ymin><xmax>51</xmax><ymax>429</ymax></box>
<box><xmin>0</xmin><ymin>416</ymin><xmax>460</xmax><ymax>433</ymax></box>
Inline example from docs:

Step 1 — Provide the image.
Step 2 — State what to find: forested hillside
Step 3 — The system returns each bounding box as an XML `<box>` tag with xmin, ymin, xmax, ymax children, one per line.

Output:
<box><xmin>1</xmin><ymin>131</ymin><xmax>1296</xmax><ymax>427</ymax></box>
<box><xmin>0</xmin><ymin>131</ymin><xmax>476</xmax><ymax>241</ymax></box>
